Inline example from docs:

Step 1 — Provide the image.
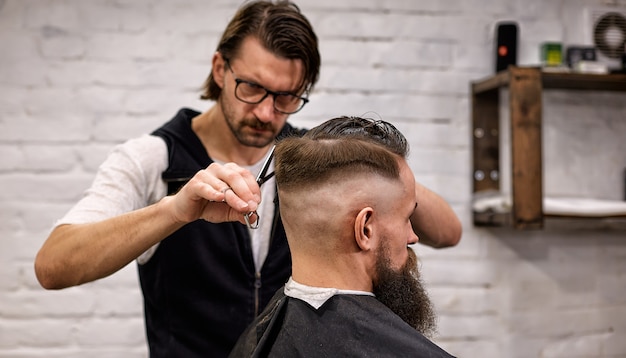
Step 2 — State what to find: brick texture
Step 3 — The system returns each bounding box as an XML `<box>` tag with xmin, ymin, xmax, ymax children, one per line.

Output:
<box><xmin>2</xmin><ymin>0</ymin><xmax>626</xmax><ymax>357</ymax></box>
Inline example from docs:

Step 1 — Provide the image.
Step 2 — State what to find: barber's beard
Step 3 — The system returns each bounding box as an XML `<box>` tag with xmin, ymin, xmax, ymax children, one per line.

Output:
<box><xmin>372</xmin><ymin>245</ymin><xmax>437</xmax><ymax>337</ymax></box>
<box><xmin>220</xmin><ymin>98</ymin><xmax>276</xmax><ymax>148</ymax></box>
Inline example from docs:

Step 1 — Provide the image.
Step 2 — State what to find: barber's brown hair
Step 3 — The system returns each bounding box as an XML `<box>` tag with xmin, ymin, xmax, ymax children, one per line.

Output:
<box><xmin>275</xmin><ymin>136</ymin><xmax>401</xmax><ymax>191</ymax></box>
<box><xmin>201</xmin><ymin>0</ymin><xmax>320</xmax><ymax>100</ymax></box>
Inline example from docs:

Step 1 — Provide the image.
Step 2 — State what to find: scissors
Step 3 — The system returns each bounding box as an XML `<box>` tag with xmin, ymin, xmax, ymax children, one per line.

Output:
<box><xmin>244</xmin><ymin>145</ymin><xmax>275</xmax><ymax>229</ymax></box>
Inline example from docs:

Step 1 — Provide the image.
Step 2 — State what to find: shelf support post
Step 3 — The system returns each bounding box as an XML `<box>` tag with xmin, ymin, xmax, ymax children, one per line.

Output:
<box><xmin>509</xmin><ymin>66</ymin><xmax>543</xmax><ymax>229</ymax></box>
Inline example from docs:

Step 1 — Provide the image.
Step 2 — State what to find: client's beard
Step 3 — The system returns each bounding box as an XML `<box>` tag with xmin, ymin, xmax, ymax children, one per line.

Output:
<box><xmin>372</xmin><ymin>245</ymin><xmax>437</xmax><ymax>337</ymax></box>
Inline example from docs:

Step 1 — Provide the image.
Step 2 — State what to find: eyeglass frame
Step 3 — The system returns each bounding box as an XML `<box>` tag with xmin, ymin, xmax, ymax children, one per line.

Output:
<box><xmin>224</xmin><ymin>58</ymin><xmax>309</xmax><ymax>115</ymax></box>
<box><xmin>243</xmin><ymin>145</ymin><xmax>276</xmax><ymax>229</ymax></box>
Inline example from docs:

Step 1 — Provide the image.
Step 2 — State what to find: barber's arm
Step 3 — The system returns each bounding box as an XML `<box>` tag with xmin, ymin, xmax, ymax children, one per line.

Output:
<box><xmin>410</xmin><ymin>182</ymin><xmax>462</xmax><ymax>248</ymax></box>
<box><xmin>35</xmin><ymin>163</ymin><xmax>261</xmax><ymax>290</ymax></box>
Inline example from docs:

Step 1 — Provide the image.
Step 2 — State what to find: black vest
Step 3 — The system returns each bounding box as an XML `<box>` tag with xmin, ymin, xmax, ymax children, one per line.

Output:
<box><xmin>139</xmin><ymin>108</ymin><xmax>302</xmax><ymax>357</ymax></box>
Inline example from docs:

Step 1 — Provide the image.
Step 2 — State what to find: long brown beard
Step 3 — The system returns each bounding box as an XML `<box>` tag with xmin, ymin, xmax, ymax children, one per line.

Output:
<box><xmin>372</xmin><ymin>245</ymin><xmax>437</xmax><ymax>337</ymax></box>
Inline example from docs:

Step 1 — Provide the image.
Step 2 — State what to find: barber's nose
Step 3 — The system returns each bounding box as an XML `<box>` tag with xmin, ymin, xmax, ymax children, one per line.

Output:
<box><xmin>254</xmin><ymin>96</ymin><xmax>276</xmax><ymax>123</ymax></box>
<box><xmin>408</xmin><ymin>232</ymin><xmax>419</xmax><ymax>245</ymax></box>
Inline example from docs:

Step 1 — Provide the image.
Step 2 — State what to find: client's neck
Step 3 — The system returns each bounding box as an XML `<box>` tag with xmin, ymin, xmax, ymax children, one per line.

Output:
<box><xmin>290</xmin><ymin>252</ymin><xmax>373</xmax><ymax>292</ymax></box>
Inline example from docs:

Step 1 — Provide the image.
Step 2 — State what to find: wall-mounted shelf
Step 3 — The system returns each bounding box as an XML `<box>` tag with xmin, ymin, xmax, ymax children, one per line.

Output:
<box><xmin>471</xmin><ymin>66</ymin><xmax>626</xmax><ymax>229</ymax></box>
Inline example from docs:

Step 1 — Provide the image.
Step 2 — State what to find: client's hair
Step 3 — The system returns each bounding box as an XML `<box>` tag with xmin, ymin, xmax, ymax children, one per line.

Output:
<box><xmin>304</xmin><ymin>116</ymin><xmax>409</xmax><ymax>157</ymax></box>
<box><xmin>275</xmin><ymin>136</ymin><xmax>401</xmax><ymax>191</ymax></box>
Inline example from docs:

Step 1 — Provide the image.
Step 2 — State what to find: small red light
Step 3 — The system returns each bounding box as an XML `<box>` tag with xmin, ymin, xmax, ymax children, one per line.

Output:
<box><xmin>498</xmin><ymin>45</ymin><xmax>508</xmax><ymax>57</ymax></box>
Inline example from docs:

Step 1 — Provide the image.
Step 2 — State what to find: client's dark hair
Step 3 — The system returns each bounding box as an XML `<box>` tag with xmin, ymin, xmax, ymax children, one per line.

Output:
<box><xmin>275</xmin><ymin>136</ymin><xmax>401</xmax><ymax>191</ymax></box>
<box><xmin>304</xmin><ymin>116</ymin><xmax>409</xmax><ymax>157</ymax></box>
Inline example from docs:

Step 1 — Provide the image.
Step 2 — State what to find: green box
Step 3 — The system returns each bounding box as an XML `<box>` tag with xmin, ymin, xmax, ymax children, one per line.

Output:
<box><xmin>541</xmin><ymin>42</ymin><xmax>562</xmax><ymax>66</ymax></box>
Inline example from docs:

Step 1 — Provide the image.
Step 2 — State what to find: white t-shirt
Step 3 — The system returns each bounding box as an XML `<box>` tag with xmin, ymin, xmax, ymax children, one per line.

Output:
<box><xmin>56</xmin><ymin>134</ymin><xmax>275</xmax><ymax>270</ymax></box>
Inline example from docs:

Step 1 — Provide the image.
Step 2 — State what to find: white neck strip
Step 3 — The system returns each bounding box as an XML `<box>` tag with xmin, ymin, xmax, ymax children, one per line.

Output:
<box><xmin>284</xmin><ymin>277</ymin><xmax>374</xmax><ymax>309</ymax></box>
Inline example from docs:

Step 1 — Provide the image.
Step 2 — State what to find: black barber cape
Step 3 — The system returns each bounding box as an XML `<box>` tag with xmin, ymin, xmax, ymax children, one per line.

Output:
<box><xmin>229</xmin><ymin>288</ymin><xmax>456</xmax><ymax>358</ymax></box>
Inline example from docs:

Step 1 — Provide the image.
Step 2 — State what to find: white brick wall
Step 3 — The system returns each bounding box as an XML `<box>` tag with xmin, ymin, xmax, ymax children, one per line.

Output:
<box><xmin>2</xmin><ymin>0</ymin><xmax>626</xmax><ymax>357</ymax></box>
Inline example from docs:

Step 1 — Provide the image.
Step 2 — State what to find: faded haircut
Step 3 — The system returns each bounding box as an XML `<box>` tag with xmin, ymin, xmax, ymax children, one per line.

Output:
<box><xmin>304</xmin><ymin>116</ymin><xmax>409</xmax><ymax>157</ymax></box>
<box><xmin>274</xmin><ymin>136</ymin><xmax>401</xmax><ymax>191</ymax></box>
<box><xmin>201</xmin><ymin>0</ymin><xmax>320</xmax><ymax>100</ymax></box>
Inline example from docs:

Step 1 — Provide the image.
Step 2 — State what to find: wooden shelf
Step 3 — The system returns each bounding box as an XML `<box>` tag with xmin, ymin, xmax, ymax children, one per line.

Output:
<box><xmin>471</xmin><ymin>66</ymin><xmax>626</xmax><ymax>229</ymax></box>
<box><xmin>473</xmin><ymin>68</ymin><xmax>626</xmax><ymax>93</ymax></box>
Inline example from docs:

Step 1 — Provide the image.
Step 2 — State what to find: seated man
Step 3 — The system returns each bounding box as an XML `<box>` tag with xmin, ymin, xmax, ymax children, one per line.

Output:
<box><xmin>229</xmin><ymin>117</ymin><xmax>455</xmax><ymax>357</ymax></box>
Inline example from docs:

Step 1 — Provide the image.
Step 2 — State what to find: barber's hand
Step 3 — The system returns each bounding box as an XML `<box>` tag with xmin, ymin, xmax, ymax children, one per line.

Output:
<box><xmin>167</xmin><ymin>162</ymin><xmax>261</xmax><ymax>225</ymax></box>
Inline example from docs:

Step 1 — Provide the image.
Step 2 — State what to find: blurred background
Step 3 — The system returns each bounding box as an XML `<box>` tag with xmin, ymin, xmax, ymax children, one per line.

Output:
<box><xmin>1</xmin><ymin>0</ymin><xmax>625</xmax><ymax>357</ymax></box>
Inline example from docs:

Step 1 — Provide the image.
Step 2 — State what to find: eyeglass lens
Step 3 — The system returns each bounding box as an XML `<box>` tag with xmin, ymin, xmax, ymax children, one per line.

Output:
<box><xmin>235</xmin><ymin>80</ymin><xmax>305</xmax><ymax>114</ymax></box>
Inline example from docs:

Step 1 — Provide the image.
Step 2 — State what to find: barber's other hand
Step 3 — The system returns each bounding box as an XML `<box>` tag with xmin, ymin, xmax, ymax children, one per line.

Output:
<box><xmin>165</xmin><ymin>162</ymin><xmax>261</xmax><ymax>225</ymax></box>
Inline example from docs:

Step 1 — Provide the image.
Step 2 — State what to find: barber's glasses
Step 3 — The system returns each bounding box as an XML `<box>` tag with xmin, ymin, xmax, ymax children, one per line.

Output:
<box><xmin>225</xmin><ymin>59</ymin><xmax>309</xmax><ymax>114</ymax></box>
<box><xmin>244</xmin><ymin>146</ymin><xmax>275</xmax><ymax>230</ymax></box>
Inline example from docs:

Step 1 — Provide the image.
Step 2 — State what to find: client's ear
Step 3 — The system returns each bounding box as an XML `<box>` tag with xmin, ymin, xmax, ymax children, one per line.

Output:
<box><xmin>354</xmin><ymin>207</ymin><xmax>374</xmax><ymax>251</ymax></box>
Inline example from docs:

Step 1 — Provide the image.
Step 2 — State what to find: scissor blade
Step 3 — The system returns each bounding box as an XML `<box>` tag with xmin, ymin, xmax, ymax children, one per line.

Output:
<box><xmin>256</xmin><ymin>145</ymin><xmax>276</xmax><ymax>185</ymax></box>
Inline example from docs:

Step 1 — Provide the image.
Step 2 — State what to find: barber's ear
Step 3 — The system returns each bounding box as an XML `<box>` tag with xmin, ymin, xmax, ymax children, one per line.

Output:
<box><xmin>354</xmin><ymin>207</ymin><xmax>375</xmax><ymax>251</ymax></box>
<box><xmin>212</xmin><ymin>52</ymin><xmax>226</xmax><ymax>88</ymax></box>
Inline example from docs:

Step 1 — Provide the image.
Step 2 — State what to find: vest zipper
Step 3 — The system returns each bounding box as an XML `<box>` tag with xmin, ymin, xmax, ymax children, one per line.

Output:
<box><xmin>166</xmin><ymin>177</ymin><xmax>192</xmax><ymax>182</ymax></box>
<box><xmin>254</xmin><ymin>271</ymin><xmax>262</xmax><ymax>316</ymax></box>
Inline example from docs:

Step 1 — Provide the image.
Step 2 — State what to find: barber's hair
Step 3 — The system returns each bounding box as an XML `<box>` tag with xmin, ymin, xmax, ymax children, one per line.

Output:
<box><xmin>275</xmin><ymin>136</ymin><xmax>401</xmax><ymax>191</ymax></box>
<box><xmin>201</xmin><ymin>0</ymin><xmax>320</xmax><ymax>101</ymax></box>
<box><xmin>304</xmin><ymin>116</ymin><xmax>409</xmax><ymax>157</ymax></box>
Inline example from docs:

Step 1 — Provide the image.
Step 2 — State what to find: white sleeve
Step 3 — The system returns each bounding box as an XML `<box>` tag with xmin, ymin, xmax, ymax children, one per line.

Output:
<box><xmin>56</xmin><ymin>134</ymin><xmax>169</xmax><ymax>226</ymax></box>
